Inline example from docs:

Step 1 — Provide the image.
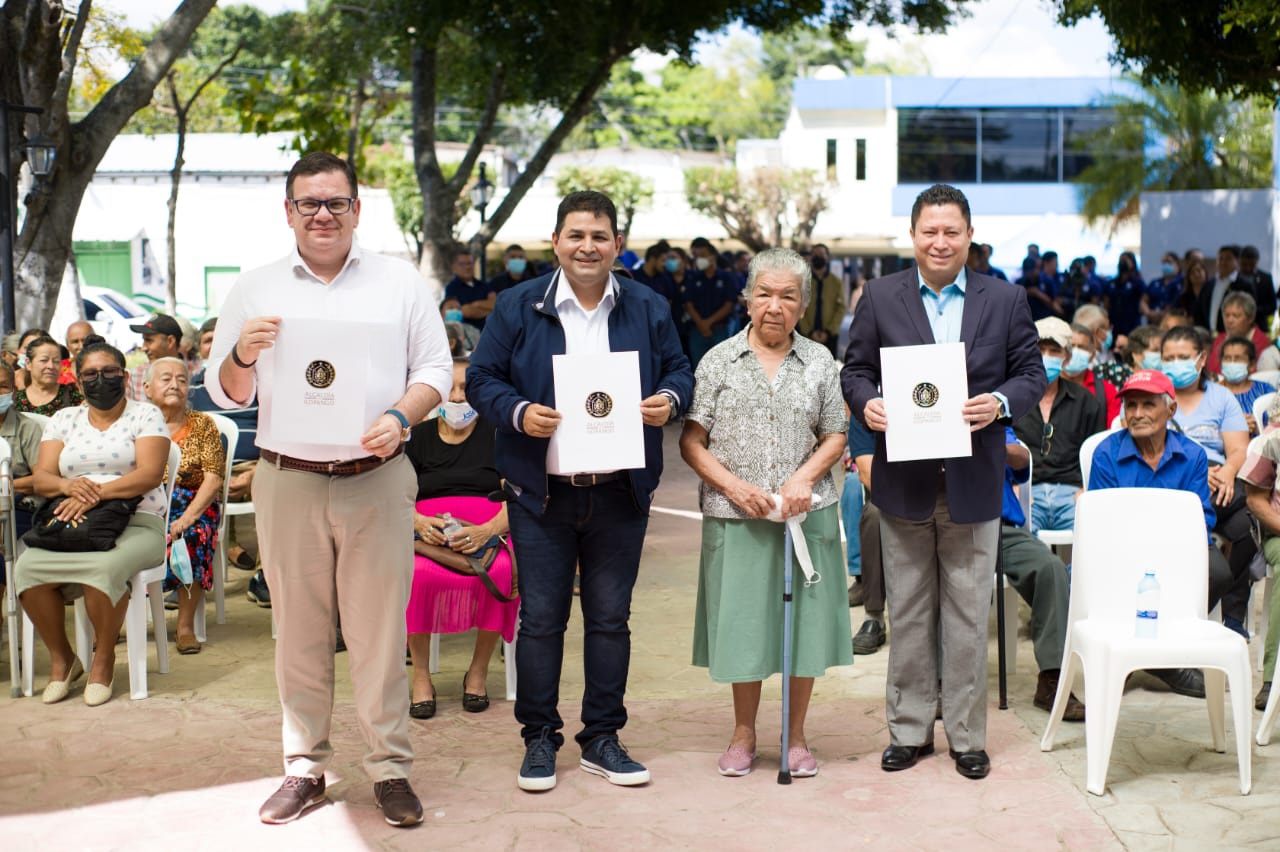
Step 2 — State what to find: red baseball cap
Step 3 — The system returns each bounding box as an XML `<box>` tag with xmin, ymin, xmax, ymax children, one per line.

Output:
<box><xmin>1119</xmin><ymin>369</ymin><xmax>1174</xmax><ymax>397</ymax></box>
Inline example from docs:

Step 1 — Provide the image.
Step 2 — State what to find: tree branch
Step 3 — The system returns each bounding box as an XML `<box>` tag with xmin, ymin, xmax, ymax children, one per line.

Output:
<box><xmin>446</xmin><ymin>62</ymin><xmax>507</xmax><ymax>199</ymax></box>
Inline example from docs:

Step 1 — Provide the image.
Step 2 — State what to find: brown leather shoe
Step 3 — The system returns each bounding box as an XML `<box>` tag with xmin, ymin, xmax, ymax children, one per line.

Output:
<box><xmin>374</xmin><ymin>778</ymin><xmax>423</xmax><ymax>827</ymax></box>
<box><xmin>1034</xmin><ymin>669</ymin><xmax>1085</xmax><ymax>721</ymax></box>
<box><xmin>259</xmin><ymin>776</ymin><xmax>326</xmax><ymax>824</ymax></box>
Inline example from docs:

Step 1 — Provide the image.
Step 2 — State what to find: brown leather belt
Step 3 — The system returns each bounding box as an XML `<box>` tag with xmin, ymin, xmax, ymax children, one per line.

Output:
<box><xmin>261</xmin><ymin>446</ymin><xmax>402</xmax><ymax>477</ymax></box>
<box><xmin>548</xmin><ymin>471</ymin><xmax>625</xmax><ymax>487</ymax></box>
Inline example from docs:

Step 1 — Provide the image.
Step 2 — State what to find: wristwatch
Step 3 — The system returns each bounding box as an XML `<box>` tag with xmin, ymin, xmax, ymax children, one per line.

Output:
<box><xmin>386</xmin><ymin>408</ymin><xmax>411</xmax><ymax>442</ymax></box>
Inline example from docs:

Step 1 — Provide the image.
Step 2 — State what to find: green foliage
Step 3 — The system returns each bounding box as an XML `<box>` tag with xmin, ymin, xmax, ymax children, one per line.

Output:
<box><xmin>684</xmin><ymin>166</ymin><xmax>828</xmax><ymax>251</ymax></box>
<box><xmin>365</xmin><ymin>147</ymin><xmax>471</xmax><ymax>259</ymax></box>
<box><xmin>1072</xmin><ymin>79</ymin><xmax>1274</xmax><ymax>230</ymax></box>
<box><xmin>554</xmin><ymin>166</ymin><xmax>655</xmax><ymax>235</ymax></box>
<box><xmin>1055</xmin><ymin>1</ymin><xmax>1280</xmax><ymax>98</ymax></box>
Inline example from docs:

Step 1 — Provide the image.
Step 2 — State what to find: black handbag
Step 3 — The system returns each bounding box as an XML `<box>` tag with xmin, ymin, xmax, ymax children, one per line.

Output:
<box><xmin>22</xmin><ymin>496</ymin><xmax>143</xmax><ymax>552</ymax></box>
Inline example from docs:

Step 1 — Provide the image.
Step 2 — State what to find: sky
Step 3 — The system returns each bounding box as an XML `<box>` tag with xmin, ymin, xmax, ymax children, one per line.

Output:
<box><xmin>111</xmin><ymin>0</ymin><xmax>1118</xmax><ymax>79</ymax></box>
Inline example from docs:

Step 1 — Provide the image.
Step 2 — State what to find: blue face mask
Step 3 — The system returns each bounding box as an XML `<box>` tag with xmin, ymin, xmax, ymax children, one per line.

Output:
<box><xmin>664</xmin><ymin>257</ymin><xmax>680</xmax><ymax>274</ymax></box>
<box><xmin>1161</xmin><ymin>262</ymin><xmax>1176</xmax><ymax>278</ymax></box>
<box><xmin>444</xmin><ymin>309</ymin><xmax>463</xmax><ymax>324</ymax></box>
<box><xmin>507</xmin><ymin>257</ymin><xmax>527</xmax><ymax>276</ymax></box>
<box><xmin>0</xmin><ymin>393</ymin><xmax>12</xmax><ymax>414</ymax></box>
<box><xmin>1042</xmin><ymin>355</ymin><xmax>1063</xmax><ymax>383</ymax></box>
<box><xmin>1162</xmin><ymin>358</ymin><xmax>1201</xmax><ymax>389</ymax></box>
<box><xmin>1221</xmin><ymin>362</ymin><xmax>1250</xmax><ymax>383</ymax></box>
<box><xmin>1064</xmin><ymin>348</ymin><xmax>1092</xmax><ymax>375</ymax></box>
<box><xmin>1102</xmin><ymin>330</ymin><xmax>1113</xmax><ymax>351</ymax></box>
<box><xmin>1141</xmin><ymin>351</ymin><xmax>1162</xmax><ymax>370</ymax></box>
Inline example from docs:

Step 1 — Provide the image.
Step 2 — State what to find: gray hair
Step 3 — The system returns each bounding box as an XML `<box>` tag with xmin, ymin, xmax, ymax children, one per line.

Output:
<box><xmin>1222</xmin><ymin>290</ymin><xmax>1257</xmax><ymax>320</ymax></box>
<box><xmin>1073</xmin><ymin>303</ymin><xmax>1108</xmax><ymax>329</ymax></box>
<box><xmin>143</xmin><ymin>355</ymin><xmax>189</xmax><ymax>385</ymax></box>
<box><xmin>745</xmin><ymin>248</ymin><xmax>812</xmax><ymax>309</ymax></box>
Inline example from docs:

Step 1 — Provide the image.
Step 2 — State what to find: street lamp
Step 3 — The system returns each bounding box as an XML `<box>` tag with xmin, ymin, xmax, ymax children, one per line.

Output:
<box><xmin>469</xmin><ymin>161</ymin><xmax>494</xmax><ymax>283</ymax></box>
<box><xmin>1</xmin><ymin>104</ymin><xmax>55</xmax><ymax>334</ymax></box>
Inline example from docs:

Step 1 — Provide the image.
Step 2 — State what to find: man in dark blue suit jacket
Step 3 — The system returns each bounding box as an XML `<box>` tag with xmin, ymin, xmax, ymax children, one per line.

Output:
<box><xmin>467</xmin><ymin>191</ymin><xmax>693</xmax><ymax>794</ymax></box>
<box><xmin>842</xmin><ymin>184</ymin><xmax>1044</xmax><ymax>780</ymax></box>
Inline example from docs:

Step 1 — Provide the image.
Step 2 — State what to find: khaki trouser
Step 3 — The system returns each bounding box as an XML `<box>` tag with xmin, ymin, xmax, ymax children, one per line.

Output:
<box><xmin>253</xmin><ymin>454</ymin><xmax>416</xmax><ymax>781</ymax></box>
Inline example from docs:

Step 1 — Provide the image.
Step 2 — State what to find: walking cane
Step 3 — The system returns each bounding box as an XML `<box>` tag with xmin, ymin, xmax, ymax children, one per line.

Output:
<box><xmin>778</xmin><ymin>523</ymin><xmax>795</xmax><ymax>785</ymax></box>
<box><xmin>995</xmin><ymin>522</ymin><xmax>1008</xmax><ymax>710</ymax></box>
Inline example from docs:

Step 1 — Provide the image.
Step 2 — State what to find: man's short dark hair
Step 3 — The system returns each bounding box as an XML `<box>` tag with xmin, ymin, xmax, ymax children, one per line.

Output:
<box><xmin>1083</xmin><ymin>255</ymin><xmax>1097</xmax><ymax>267</ymax></box>
<box><xmin>1042</xmin><ymin>251</ymin><xmax>1058</xmax><ymax>264</ymax></box>
<box><xmin>504</xmin><ymin>244</ymin><xmax>525</xmax><ymax>256</ymax></box>
<box><xmin>199</xmin><ymin>317</ymin><xmax>217</xmax><ymax>335</ymax></box>
<box><xmin>910</xmin><ymin>184</ymin><xmax>971</xmax><ymax>230</ymax></box>
<box><xmin>690</xmin><ymin>236</ymin><xmax>715</xmax><ymax>254</ymax></box>
<box><xmin>1222</xmin><ymin>335</ymin><xmax>1257</xmax><ymax>362</ymax></box>
<box><xmin>1242</xmin><ymin>244</ymin><xmax>1261</xmax><ymax>260</ymax></box>
<box><xmin>644</xmin><ymin>243</ymin><xmax>666</xmax><ymax>261</ymax></box>
<box><xmin>286</xmin><ymin>152</ymin><xmax>358</xmax><ymax>199</ymax></box>
<box><xmin>1219</xmin><ymin>244</ymin><xmax>1241</xmax><ymax>259</ymax></box>
<box><xmin>450</xmin><ymin>243</ymin><xmax>472</xmax><ymax>263</ymax></box>
<box><xmin>555</xmin><ymin>191</ymin><xmax>617</xmax><ymax>236</ymax></box>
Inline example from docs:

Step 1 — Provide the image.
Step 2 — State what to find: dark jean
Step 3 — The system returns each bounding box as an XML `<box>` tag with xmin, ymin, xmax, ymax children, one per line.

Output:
<box><xmin>507</xmin><ymin>478</ymin><xmax>648</xmax><ymax>750</ymax></box>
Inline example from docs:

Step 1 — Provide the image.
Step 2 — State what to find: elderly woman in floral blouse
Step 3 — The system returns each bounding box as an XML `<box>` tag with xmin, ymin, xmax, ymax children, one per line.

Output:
<box><xmin>680</xmin><ymin>247</ymin><xmax>851</xmax><ymax>779</ymax></box>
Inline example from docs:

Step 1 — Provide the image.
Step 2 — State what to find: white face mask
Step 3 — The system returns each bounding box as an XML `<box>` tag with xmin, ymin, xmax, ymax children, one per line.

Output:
<box><xmin>439</xmin><ymin>401</ymin><xmax>477</xmax><ymax>429</ymax></box>
<box><xmin>694</xmin><ymin>256</ymin><xmax>712</xmax><ymax>271</ymax></box>
<box><xmin>0</xmin><ymin>393</ymin><xmax>12</xmax><ymax>414</ymax></box>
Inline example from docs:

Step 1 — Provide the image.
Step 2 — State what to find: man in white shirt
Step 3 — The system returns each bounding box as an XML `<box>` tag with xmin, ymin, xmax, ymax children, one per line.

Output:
<box><xmin>205</xmin><ymin>152</ymin><xmax>452</xmax><ymax>828</ymax></box>
<box><xmin>467</xmin><ymin>191</ymin><xmax>693</xmax><ymax>793</ymax></box>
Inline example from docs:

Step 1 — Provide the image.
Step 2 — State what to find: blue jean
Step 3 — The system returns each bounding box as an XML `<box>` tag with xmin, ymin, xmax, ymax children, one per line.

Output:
<box><xmin>1030</xmin><ymin>482</ymin><xmax>1079</xmax><ymax>535</ymax></box>
<box><xmin>506</xmin><ymin>478</ymin><xmax>648</xmax><ymax>750</ymax></box>
<box><xmin>841</xmin><ymin>474</ymin><xmax>863</xmax><ymax>576</ymax></box>
<box><xmin>687</xmin><ymin>324</ymin><xmax>729</xmax><ymax>371</ymax></box>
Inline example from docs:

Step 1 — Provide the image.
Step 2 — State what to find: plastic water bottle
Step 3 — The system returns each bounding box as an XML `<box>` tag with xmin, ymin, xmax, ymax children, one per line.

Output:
<box><xmin>1135</xmin><ymin>571</ymin><xmax>1160</xmax><ymax>639</ymax></box>
<box><xmin>441</xmin><ymin>513</ymin><xmax>464</xmax><ymax>543</ymax></box>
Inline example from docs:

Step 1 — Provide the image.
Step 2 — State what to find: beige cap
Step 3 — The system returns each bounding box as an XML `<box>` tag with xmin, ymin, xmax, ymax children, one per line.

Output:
<box><xmin>1035</xmin><ymin>317</ymin><xmax>1072</xmax><ymax>350</ymax></box>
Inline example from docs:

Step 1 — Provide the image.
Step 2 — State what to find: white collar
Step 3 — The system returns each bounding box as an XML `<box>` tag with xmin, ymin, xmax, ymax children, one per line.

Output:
<box><xmin>549</xmin><ymin>270</ymin><xmax>618</xmax><ymax>313</ymax></box>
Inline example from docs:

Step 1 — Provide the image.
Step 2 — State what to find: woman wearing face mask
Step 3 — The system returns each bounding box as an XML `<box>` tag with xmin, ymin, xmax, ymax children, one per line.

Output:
<box><xmin>1124</xmin><ymin>325</ymin><xmax>1164</xmax><ymax>374</ymax></box>
<box><xmin>15</xmin><ymin>335</ymin><xmax>83</xmax><ymax>415</ymax></box>
<box><xmin>1217</xmin><ymin>337</ymin><xmax>1274</xmax><ymax>436</ymax></box>
<box><xmin>1161</xmin><ymin>325</ymin><xmax>1256</xmax><ymax>636</ymax></box>
<box><xmin>440</xmin><ymin>297</ymin><xmax>479</xmax><ymax>354</ymax></box>
<box><xmin>404</xmin><ymin>357</ymin><xmax>517</xmax><ymax>719</ymax></box>
<box><xmin>14</xmin><ymin>335</ymin><xmax>170</xmax><ymax>706</ymax></box>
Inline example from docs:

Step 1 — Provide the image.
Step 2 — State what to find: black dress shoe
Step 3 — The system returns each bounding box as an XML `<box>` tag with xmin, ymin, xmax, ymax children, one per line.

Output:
<box><xmin>949</xmin><ymin>749</ymin><xmax>991</xmax><ymax>779</ymax></box>
<box><xmin>851</xmin><ymin>619</ymin><xmax>886</xmax><ymax>655</ymax></box>
<box><xmin>1148</xmin><ymin>667</ymin><xmax>1206</xmax><ymax>698</ymax></box>
<box><xmin>881</xmin><ymin>742</ymin><xmax>934</xmax><ymax>772</ymax></box>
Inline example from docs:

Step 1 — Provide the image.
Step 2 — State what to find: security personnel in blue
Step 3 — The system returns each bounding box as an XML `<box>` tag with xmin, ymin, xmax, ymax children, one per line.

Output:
<box><xmin>682</xmin><ymin>236</ymin><xmax>739</xmax><ymax>370</ymax></box>
<box><xmin>467</xmin><ymin>190</ymin><xmax>694</xmax><ymax>793</ymax></box>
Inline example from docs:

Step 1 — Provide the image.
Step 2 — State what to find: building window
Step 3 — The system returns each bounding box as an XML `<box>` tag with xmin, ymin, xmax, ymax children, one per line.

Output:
<box><xmin>981</xmin><ymin>109</ymin><xmax>1057</xmax><ymax>183</ymax></box>
<box><xmin>1061</xmin><ymin>108</ymin><xmax>1115</xmax><ymax>179</ymax></box>
<box><xmin>826</xmin><ymin>138</ymin><xmax>838</xmax><ymax>182</ymax></box>
<box><xmin>855</xmin><ymin>138</ymin><xmax>867</xmax><ymax>181</ymax></box>
<box><xmin>897</xmin><ymin>109</ymin><xmax>978</xmax><ymax>183</ymax></box>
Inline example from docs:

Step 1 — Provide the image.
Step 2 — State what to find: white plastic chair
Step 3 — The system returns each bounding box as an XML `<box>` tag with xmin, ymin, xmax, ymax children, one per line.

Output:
<box><xmin>428</xmin><ymin>626</ymin><xmax>517</xmax><ymax>702</ymax></box>
<box><xmin>1</xmin><ymin>441</ymin><xmax>20</xmax><ymax>697</ymax></box>
<box><xmin>194</xmin><ymin>413</ymin><xmax>237</xmax><ymax>642</ymax></box>
<box><xmin>1244</xmin><ymin>433</ymin><xmax>1274</xmax><ymax>671</ymax></box>
<box><xmin>1251</xmin><ymin>392</ymin><xmax>1276</xmax><ymax>432</ymax></box>
<box><xmin>1077</xmin><ymin>428</ymin><xmax>1118</xmax><ymax>494</ymax></box>
<box><xmin>1040</xmin><ymin>487</ymin><xmax>1252</xmax><ymax>796</ymax></box>
<box><xmin>1250</xmin><ymin>370</ymin><xmax>1280</xmax><ymax>388</ymax></box>
<box><xmin>1258</xmin><ymin>676</ymin><xmax>1280</xmax><ymax>746</ymax></box>
<box><xmin>25</xmin><ymin>437</ymin><xmax>181</xmax><ymax>695</ymax></box>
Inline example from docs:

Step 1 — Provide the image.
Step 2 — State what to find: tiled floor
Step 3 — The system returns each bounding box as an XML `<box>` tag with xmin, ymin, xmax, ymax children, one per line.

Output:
<box><xmin>2</xmin><ymin>426</ymin><xmax>1277</xmax><ymax>850</ymax></box>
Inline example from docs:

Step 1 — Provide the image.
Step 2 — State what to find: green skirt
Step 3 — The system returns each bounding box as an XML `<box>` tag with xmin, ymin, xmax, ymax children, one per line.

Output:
<box><xmin>15</xmin><ymin>512</ymin><xmax>167</xmax><ymax>605</ymax></box>
<box><xmin>692</xmin><ymin>503</ymin><xmax>853</xmax><ymax>682</ymax></box>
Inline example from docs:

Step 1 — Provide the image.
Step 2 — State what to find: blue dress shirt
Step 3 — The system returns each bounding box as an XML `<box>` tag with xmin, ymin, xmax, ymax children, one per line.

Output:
<box><xmin>1087</xmin><ymin>428</ymin><xmax>1215</xmax><ymax>537</ymax></box>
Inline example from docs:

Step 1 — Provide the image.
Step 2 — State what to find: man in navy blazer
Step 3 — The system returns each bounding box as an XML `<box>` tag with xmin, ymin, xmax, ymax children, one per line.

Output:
<box><xmin>842</xmin><ymin>184</ymin><xmax>1044</xmax><ymax>780</ymax></box>
<box><xmin>467</xmin><ymin>191</ymin><xmax>693</xmax><ymax>794</ymax></box>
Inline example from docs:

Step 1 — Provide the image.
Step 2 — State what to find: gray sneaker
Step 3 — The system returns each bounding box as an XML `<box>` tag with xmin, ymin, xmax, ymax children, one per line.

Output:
<box><xmin>259</xmin><ymin>776</ymin><xmax>325</xmax><ymax>824</ymax></box>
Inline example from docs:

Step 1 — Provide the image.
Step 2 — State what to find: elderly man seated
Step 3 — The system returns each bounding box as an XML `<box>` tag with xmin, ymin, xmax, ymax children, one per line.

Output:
<box><xmin>1002</xmin><ymin>428</ymin><xmax>1083</xmax><ymax>720</ymax></box>
<box><xmin>1088</xmin><ymin>369</ymin><xmax>1235</xmax><ymax>699</ymax></box>
<box><xmin>1013</xmin><ymin>318</ymin><xmax>1106</xmax><ymax>534</ymax></box>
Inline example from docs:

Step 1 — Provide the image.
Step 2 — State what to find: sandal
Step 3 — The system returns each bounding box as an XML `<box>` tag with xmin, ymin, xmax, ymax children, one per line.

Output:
<box><xmin>462</xmin><ymin>676</ymin><xmax>490</xmax><ymax>713</ymax></box>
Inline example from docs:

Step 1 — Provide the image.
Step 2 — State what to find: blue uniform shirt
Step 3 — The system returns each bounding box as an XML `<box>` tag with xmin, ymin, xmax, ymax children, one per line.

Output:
<box><xmin>1002</xmin><ymin>426</ymin><xmax>1029</xmax><ymax>526</ymax></box>
<box><xmin>681</xmin><ymin>268</ymin><xmax>737</xmax><ymax>325</ymax></box>
<box><xmin>1088</xmin><ymin>427</ymin><xmax>1215</xmax><ymax>537</ymax></box>
<box><xmin>444</xmin><ymin>276</ymin><xmax>495</xmax><ymax>330</ymax></box>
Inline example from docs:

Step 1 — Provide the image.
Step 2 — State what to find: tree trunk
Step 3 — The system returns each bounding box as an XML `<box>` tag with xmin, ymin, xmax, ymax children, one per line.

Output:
<box><xmin>8</xmin><ymin>0</ymin><xmax>217</xmax><ymax>328</ymax></box>
<box><xmin>166</xmin><ymin>79</ymin><xmax>185</xmax><ymax>314</ymax></box>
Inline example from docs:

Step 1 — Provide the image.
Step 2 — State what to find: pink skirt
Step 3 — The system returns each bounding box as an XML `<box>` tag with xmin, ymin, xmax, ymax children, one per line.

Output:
<box><xmin>405</xmin><ymin>495</ymin><xmax>519</xmax><ymax>642</ymax></box>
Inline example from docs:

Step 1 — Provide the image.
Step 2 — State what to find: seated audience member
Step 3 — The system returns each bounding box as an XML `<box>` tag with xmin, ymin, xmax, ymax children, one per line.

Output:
<box><xmin>844</xmin><ymin>414</ymin><xmax>886</xmax><ymax>655</ymax></box>
<box><xmin>15</xmin><ymin>335</ymin><xmax>169</xmax><ymax>707</ymax></box>
<box><xmin>1002</xmin><ymin>429</ymin><xmax>1083</xmax><ymax>720</ymax></box>
<box><xmin>13</xmin><ymin>327</ymin><xmax>49</xmax><ymax>390</ymax></box>
<box><xmin>64</xmin><ymin>321</ymin><xmax>93</xmax><ymax>383</ymax></box>
<box><xmin>1239</xmin><ymin>395</ymin><xmax>1280</xmax><ymax>709</ymax></box>
<box><xmin>441</xmin><ymin>298</ymin><xmax>480</xmax><ymax>354</ymax></box>
<box><xmin>1217</xmin><ymin>337</ymin><xmax>1275</xmax><ymax>435</ymax></box>
<box><xmin>1014</xmin><ymin>318</ymin><xmax>1106</xmax><ymax>534</ymax></box>
<box><xmin>1088</xmin><ymin>369</ymin><xmax>1236</xmax><ymax>698</ymax></box>
<box><xmin>1124</xmin><ymin>326</ymin><xmax>1163</xmax><ymax>373</ymax></box>
<box><xmin>127</xmin><ymin>314</ymin><xmax>183</xmax><ymax>403</ymax></box>
<box><xmin>1161</xmin><ymin>325</ymin><xmax>1256</xmax><ymax>636</ymax></box>
<box><xmin>1208</xmin><ymin>291</ymin><xmax>1270</xmax><ymax>374</ymax></box>
<box><xmin>1160</xmin><ymin>307</ymin><xmax>1195</xmax><ymax>332</ymax></box>
<box><xmin>406</xmin><ymin>358</ymin><xmax>517</xmax><ymax>719</ymax></box>
<box><xmin>0</xmin><ymin>361</ymin><xmax>44</xmax><ymax>598</ymax></box>
<box><xmin>1073</xmin><ymin>304</ymin><xmax>1128</xmax><ymax>384</ymax></box>
<box><xmin>1062</xmin><ymin>322</ymin><xmax>1120</xmax><ymax>425</ymax></box>
<box><xmin>16</xmin><ymin>335</ymin><xmax>83</xmax><ymax>415</ymax></box>
<box><xmin>444</xmin><ymin>245</ymin><xmax>496</xmax><ymax>331</ymax></box>
<box><xmin>145</xmin><ymin>357</ymin><xmax>224</xmax><ymax>655</ymax></box>
<box><xmin>489</xmin><ymin>244</ymin><xmax>538</xmax><ymax>294</ymax></box>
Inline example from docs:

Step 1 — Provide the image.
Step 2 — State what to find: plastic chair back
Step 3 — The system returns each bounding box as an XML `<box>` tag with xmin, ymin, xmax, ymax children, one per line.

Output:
<box><xmin>1078</xmin><ymin>428</ymin><xmax>1119</xmax><ymax>491</ymax></box>
<box><xmin>1071</xmin><ymin>487</ymin><xmax>1208</xmax><ymax>624</ymax></box>
<box><xmin>1252</xmin><ymin>392</ymin><xmax>1276</xmax><ymax>430</ymax></box>
<box><xmin>1015</xmin><ymin>439</ymin><xmax>1032</xmax><ymax>530</ymax></box>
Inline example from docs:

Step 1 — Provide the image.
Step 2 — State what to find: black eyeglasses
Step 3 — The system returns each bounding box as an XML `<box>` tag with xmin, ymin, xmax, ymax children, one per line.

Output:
<box><xmin>80</xmin><ymin>367</ymin><xmax>125</xmax><ymax>382</ymax></box>
<box><xmin>1041</xmin><ymin>422</ymin><xmax>1054</xmax><ymax>456</ymax></box>
<box><xmin>289</xmin><ymin>197</ymin><xmax>355</xmax><ymax>216</ymax></box>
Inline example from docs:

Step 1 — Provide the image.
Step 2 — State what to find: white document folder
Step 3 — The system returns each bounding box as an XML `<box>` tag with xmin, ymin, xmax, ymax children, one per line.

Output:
<box><xmin>880</xmin><ymin>342</ymin><xmax>972</xmax><ymax>462</ymax></box>
<box><xmin>547</xmin><ymin>351</ymin><xmax>645</xmax><ymax>475</ymax></box>
<box><xmin>269</xmin><ymin>318</ymin><xmax>371</xmax><ymax>446</ymax></box>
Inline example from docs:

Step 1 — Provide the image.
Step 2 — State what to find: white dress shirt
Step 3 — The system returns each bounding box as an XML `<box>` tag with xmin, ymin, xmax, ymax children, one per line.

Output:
<box><xmin>545</xmin><ymin>272</ymin><xmax>618</xmax><ymax>475</ymax></box>
<box><xmin>204</xmin><ymin>240</ymin><xmax>453</xmax><ymax>462</ymax></box>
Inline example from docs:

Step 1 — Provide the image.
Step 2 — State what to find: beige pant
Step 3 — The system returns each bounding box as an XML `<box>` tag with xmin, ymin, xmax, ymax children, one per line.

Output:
<box><xmin>254</xmin><ymin>455</ymin><xmax>416</xmax><ymax>781</ymax></box>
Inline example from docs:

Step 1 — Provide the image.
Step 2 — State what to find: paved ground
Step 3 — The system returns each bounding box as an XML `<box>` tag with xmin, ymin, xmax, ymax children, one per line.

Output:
<box><xmin>2</xmin><ymin>424</ymin><xmax>1279</xmax><ymax>850</ymax></box>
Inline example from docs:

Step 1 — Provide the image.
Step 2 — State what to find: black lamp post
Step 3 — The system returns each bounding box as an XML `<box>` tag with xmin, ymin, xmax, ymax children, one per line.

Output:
<box><xmin>1</xmin><ymin>103</ymin><xmax>56</xmax><ymax>334</ymax></box>
<box><xmin>469</xmin><ymin>161</ymin><xmax>494</xmax><ymax>283</ymax></box>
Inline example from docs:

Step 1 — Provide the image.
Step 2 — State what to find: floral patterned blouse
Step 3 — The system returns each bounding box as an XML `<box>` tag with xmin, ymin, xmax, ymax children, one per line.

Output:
<box><xmin>170</xmin><ymin>409</ymin><xmax>226</xmax><ymax>491</ymax></box>
<box><xmin>686</xmin><ymin>326</ymin><xmax>847</xmax><ymax>520</ymax></box>
<box><xmin>16</xmin><ymin>382</ymin><xmax>84</xmax><ymax>416</ymax></box>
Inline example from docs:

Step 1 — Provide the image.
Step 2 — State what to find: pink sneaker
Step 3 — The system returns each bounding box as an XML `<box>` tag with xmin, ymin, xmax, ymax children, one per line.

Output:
<box><xmin>717</xmin><ymin>744</ymin><xmax>756</xmax><ymax>777</ymax></box>
<box><xmin>788</xmin><ymin>746</ymin><xmax>818</xmax><ymax>778</ymax></box>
